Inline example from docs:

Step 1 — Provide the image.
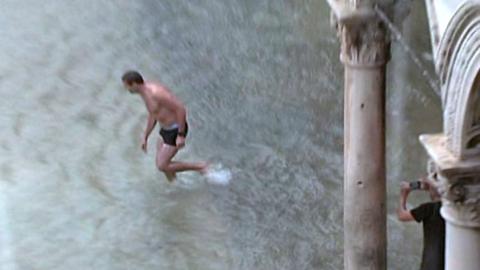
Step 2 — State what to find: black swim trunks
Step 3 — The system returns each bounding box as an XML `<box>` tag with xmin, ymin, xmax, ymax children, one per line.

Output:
<box><xmin>159</xmin><ymin>122</ymin><xmax>188</xmax><ymax>146</ymax></box>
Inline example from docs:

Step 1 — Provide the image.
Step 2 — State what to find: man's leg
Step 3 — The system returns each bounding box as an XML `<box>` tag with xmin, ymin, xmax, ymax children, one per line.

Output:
<box><xmin>156</xmin><ymin>139</ymin><xmax>177</xmax><ymax>182</ymax></box>
<box><xmin>163</xmin><ymin>160</ymin><xmax>207</xmax><ymax>172</ymax></box>
<box><xmin>156</xmin><ymin>139</ymin><xmax>207</xmax><ymax>181</ymax></box>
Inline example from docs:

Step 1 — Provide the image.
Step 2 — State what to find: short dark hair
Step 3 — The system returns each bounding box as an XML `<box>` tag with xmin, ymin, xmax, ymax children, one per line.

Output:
<box><xmin>121</xmin><ymin>70</ymin><xmax>144</xmax><ymax>85</ymax></box>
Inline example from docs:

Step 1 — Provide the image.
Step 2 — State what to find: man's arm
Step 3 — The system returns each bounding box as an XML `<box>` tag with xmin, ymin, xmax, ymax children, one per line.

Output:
<box><xmin>175</xmin><ymin>104</ymin><xmax>187</xmax><ymax>134</ymax></box>
<box><xmin>142</xmin><ymin>114</ymin><xmax>157</xmax><ymax>152</ymax></box>
<box><xmin>145</xmin><ymin>114</ymin><xmax>157</xmax><ymax>137</ymax></box>
<box><xmin>397</xmin><ymin>181</ymin><xmax>415</xmax><ymax>222</ymax></box>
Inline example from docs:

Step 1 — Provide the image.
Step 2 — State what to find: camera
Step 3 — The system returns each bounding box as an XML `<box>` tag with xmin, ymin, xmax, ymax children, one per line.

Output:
<box><xmin>409</xmin><ymin>181</ymin><xmax>422</xmax><ymax>190</ymax></box>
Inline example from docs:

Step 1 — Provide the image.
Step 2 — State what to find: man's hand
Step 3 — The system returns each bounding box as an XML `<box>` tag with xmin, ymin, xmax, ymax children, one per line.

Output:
<box><xmin>176</xmin><ymin>136</ymin><xmax>185</xmax><ymax>148</ymax></box>
<box><xmin>420</xmin><ymin>175</ymin><xmax>430</xmax><ymax>190</ymax></box>
<box><xmin>141</xmin><ymin>114</ymin><xmax>156</xmax><ymax>154</ymax></box>
<box><xmin>141</xmin><ymin>137</ymin><xmax>148</xmax><ymax>153</ymax></box>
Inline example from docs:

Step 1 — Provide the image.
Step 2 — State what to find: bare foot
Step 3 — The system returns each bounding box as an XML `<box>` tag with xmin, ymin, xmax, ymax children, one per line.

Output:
<box><xmin>165</xmin><ymin>172</ymin><xmax>177</xmax><ymax>183</ymax></box>
<box><xmin>199</xmin><ymin>162</ymin><xmax>210</xmax><ymax>175</ymax></box>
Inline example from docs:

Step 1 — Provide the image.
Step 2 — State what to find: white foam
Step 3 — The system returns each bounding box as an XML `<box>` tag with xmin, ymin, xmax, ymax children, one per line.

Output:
<box><xmin>204</xmin><ymin>165</ymin><xmax>232</xmax><ymax>186</ymax></box>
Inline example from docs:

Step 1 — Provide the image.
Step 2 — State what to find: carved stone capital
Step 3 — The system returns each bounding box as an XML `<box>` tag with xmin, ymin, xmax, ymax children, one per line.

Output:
<box><xmin>338</xmin><ymin>19</ymin><xmax>390</xmax><ymax>68</ymax></box>
<box><xmin>420</xmin><ymin>133</ymin><xmax>480</xmax><ymax>228</ymax></box>
<box><xmin>440</xmin><ymin>175</ymin><xmax>480</xmax><ymax>228</ymax></box>
<box><xmin>326</xmin><ymin>0</ymin><xmax>391</xmax><ymax>68</ymax></box>
<box><xmin>425</xmin><ymin>165</ymin><xmax>480</xmax><ymax>228</ymax></box>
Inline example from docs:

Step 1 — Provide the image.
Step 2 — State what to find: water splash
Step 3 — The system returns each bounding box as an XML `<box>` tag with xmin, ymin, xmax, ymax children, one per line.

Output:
<box><xmin>375</xmin><ymin>5</ymin><xmax>441</xmax><ymax>97</ymax></box>
<box><xmin>204</xmin><ymin>164</ymin><xmax>232</xmax><ymax>186</ymax></box>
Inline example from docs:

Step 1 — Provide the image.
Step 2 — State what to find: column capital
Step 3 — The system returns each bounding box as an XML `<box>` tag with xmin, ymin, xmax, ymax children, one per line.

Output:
<box><xmin>420</xmin><ymin>134</ymin><xmax>480</xmax><ymax>228</ymax></box>
<box><xmin>327</xmin><ymin>1</ymin><xmax>390</xmax><ymax>68</ymax></box>
<box><xmin>441</xmin><ymin>182</ymin><xmax>480</xmax><ymax>228</ymax></box>
<box><xmin>338</xmin><ymin>20</ymin><xmax>390</xmax><ymax>68</ymax></box>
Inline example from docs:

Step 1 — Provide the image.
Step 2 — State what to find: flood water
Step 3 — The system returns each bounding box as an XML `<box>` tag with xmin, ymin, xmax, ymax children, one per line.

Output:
<box><xmin>0</xmin><ymin>0</ymin><xmax>441</xmax><ymax>269</ymax></box>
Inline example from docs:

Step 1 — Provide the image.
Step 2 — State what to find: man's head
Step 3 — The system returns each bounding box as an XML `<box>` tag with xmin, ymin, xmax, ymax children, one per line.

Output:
<box><xmin>121</xmin><ymin>70</ymin><xmax>144</xmax><ymax>93</ymax></box>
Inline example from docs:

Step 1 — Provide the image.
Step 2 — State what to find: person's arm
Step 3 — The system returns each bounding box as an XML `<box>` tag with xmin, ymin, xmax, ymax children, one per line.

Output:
<box><xmin>397</xmin><ymin>181</ymin><xmax>415</xmax><ymax>222</ymax></box>
<box><xmin>176</xmin><ymin>105</ymin><xmax>187</xmax><ymax>135</ymax></box>
<box><xmin>141</xmin><ymin>114</ymin><xmax>157</xmax><ymax>152</ymax></box>
<box><xmin>144</xmin><ymin>114</ymin><xmax>157</xmax><ymax>139</ymax></box>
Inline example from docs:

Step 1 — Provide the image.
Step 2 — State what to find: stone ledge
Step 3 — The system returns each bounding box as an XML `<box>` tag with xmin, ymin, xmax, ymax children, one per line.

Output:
<box><xmin>419</xmin><ymin>133</ymin><xmax>480</xmax><ymax>177</ymax></box>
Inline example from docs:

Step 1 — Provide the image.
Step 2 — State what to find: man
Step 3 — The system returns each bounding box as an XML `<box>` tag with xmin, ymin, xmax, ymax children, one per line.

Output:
<box><xmin>397</xmin><ymin>175</ymin><xmax>445</xmax><ymax>270</ymax></box>
<box><xmin>121</xmin><ymin>70</ymin><xmax>207</xmax><ymax>182</ymax></box>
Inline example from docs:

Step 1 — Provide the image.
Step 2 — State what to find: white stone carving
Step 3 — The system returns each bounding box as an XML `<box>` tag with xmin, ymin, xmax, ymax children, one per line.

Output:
<box><xmin>441</xmin><ymin>175</ymin><xmax>480</xmax><ymax>227</ymax></box>
<box><xmin>420</xmin><ymin>134</ymin><xmax>480</xmax><ymax>227</ymax></box>
<box><xmin>338</xmin><ymin>20</ymin><xmax>390</xmax><ymax>68</ymax></box>
<box><xmin>434</xmin><ymin>1</ymin><xmax>480</xmax><ymax>158</ymax></box>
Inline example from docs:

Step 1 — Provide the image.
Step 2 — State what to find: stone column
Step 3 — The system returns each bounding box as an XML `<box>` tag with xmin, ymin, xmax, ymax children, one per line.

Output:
<box><xmin>329</xmin><ymin>4</ymin><xmax>390</xmax><ymax>270</ymax></box>
<box><xmin>443</xmin><ymin>200</ymin><xmax>480</xmax><ymax>270</ymax></box>
<box><xmin>420</xmin><ymin>134</ymin><xmax>480</xmax><ymax>270</ymax></box>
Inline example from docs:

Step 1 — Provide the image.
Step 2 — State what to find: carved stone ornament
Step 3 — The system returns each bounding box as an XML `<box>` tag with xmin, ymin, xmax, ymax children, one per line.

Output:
<box><xmin>420</xmin><ymin>134</ymin><xmax>480</xmax><ymax>227</ymax></box>
<box><xmin>426</xmin><ymin>162</ymin><xmax>480</xmax><ymax>228</ymax></box>
<box><xmin>434</xmin><ymin>2</ymin><xmax>480</xmax><ymax>158</ymax></box>
<box><xmin>338</xmin><ymin>20</ymin><xmax>390</xmax><ymax>68</ymax></box>
<box><xmin>440</xmin><ymin>175</ymin><xmax>480</xmax><ymax>228</ymax></box>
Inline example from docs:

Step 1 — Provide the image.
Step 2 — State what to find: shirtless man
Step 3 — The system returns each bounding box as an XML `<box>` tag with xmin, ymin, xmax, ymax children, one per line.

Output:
<box><xmin>121</xmin><ymin>70</ymin><xmax>207</xmax><ymax>182</ymax></box>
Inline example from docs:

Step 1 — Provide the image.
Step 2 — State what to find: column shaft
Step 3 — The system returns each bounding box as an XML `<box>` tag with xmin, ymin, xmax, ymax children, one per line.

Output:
<box><xmin>344</xmin><ymin>65</ymin><xmax>386</xmax><ymax>270</ymax></box>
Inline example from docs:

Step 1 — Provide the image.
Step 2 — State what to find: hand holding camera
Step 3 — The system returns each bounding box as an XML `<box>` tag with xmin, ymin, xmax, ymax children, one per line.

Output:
<box><xmin>409</xmin><ymin>181</ymin><xmax>422</xmax><ymax>190</ymax></box>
